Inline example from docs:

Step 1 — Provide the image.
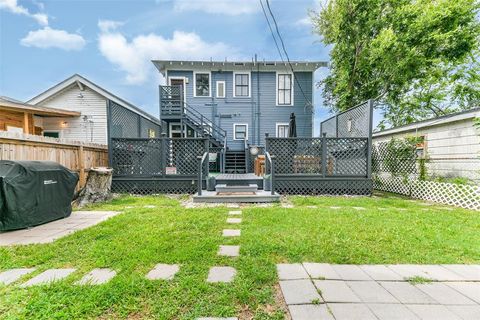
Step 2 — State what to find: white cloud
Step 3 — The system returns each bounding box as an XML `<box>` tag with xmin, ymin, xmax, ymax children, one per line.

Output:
<box><xmin>173</xmin><ymin>0</ymin><xmax>259</xmax><ymax>15</ymax></box>
<box><xmin>295</xmin><ymin>16</ymin><xmax>312</xmax><ymax>27</ymax></box>
<box><xmin>98</xmin><ymin>28</ymin><xmax>239</xmax><ymax>85</ymax></box>
<box><xmin>98</xmin><ymin>19</ymin><xmax>124</xmax><ymax>33</ymax></box>
<box><xmin>0</xmin><ymin>0</ymin><xmax>49</xmax><ymax>25</ymax></box>
<box><xmin>20</xmin><ymin>27</ymin><xmax>86</xmax><ymax>50</ymax></box>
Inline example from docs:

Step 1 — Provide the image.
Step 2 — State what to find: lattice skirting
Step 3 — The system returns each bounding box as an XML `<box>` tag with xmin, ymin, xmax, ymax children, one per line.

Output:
<box><xmin>373</xmin><ymin>173</ymin><xmax>416</xmax><ymax>196</ymax></box>
<box><xmin>274</xmin><ymin>177</ymin><xmax>372</xmax><ymax>196</ymax></box>
<box><xmin>112</xmin><ymin>178</ymin><xmax>200</xmax><ymax>195</ymax></box>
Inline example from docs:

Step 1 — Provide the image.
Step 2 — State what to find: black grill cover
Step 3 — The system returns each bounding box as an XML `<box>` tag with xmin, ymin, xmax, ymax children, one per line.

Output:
<box><xmin>0</xmin><ymin>161</ymin><xmax>79</xmax><ymax>231</ymax></box>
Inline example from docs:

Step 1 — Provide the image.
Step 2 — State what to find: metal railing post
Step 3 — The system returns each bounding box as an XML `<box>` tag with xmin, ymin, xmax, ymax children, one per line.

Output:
<box><xmin>201</xmin><ymin>115</ymin><xmax>205</xmax><ymax>137</ymax></box>
<box><xmin>197</xmin><ymin>155</ymin><xmax>203</xmax><ymax>196</ymax></box>
<box><xmin>322</xmin><ymin>132</ymin><xmax>327</xmax><ymax>178</ymax></box>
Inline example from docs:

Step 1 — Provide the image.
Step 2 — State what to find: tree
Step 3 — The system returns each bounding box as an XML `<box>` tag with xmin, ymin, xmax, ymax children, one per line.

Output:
<box><xmin>311</xmin><ymin>0</ymin><xmax>480</xmax><ymax>128</ymax></box>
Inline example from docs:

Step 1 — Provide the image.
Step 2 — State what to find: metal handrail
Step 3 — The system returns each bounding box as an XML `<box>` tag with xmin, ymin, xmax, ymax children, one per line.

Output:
<box><xmin>183</xmin><ymin>101</ymin><xmax>227</xmax><ymax>140</ymax></box>
<box><xmin>197</xmin><ymin>152</ymin><xmax>209</xmax><ymax>196</ymax></box>
<box><xmin>265</xmin><ymin>151</ymin><xmax>275</xmax><ymax>195</ymax></box>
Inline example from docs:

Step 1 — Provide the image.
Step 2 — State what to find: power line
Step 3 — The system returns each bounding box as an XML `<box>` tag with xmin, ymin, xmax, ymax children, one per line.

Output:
<box><xmin>263</xmin><ymin>0</ymin><xmax>313</xmax><ymax>109</ymax></box>
<box><xmin>259</xmin><ymin>0</ymin><xmax>285</xmax><ymax>63</ymax></box>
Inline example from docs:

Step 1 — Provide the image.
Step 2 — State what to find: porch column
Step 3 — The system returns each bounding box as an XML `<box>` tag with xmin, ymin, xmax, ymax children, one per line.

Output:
<box><xmin>23</xmin><ymin>112</ymin><xmax>30</xmax><ymax>134</ymax></box>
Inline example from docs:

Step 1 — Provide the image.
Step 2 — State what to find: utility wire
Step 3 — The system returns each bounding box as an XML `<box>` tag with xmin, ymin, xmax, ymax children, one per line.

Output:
<box><xmin>259</xmin><ymin>0</ymin><xmax>285</xmax><ymax>63</ymax></box>
<box><xmin>263</xmin><ymin>0</ymin><xmax>313</xmax><ymax>108</ymax></box>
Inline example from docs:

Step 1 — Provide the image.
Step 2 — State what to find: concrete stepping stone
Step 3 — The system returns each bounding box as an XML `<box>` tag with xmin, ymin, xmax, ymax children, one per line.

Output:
<box><xmin>328</xmin><ymin>303</ymin><xmax>377</xmax><ymax>320</ymax></box>
<box><xmin>367</xmin><ymin>303</ymin><xmax>419</xmax><ymax>320</ymax></box>
<box><xmin>303</xmin><ymin>263</ymin><xmax>340</xmax><ymax>279</ymax></box>
<box><xmin>228</xmin><ymin>210</ymin><xmax>242</xmax><ymax>215</ymax></box>
<box><xmin>313</xmin><ymin>280</ymin><xmax>361</xmax><ymax>303</ymax></box>
<box><xmin>146</xmin><ymin>264</ymin><xmax>179</xmax><ymax>280</ymax></box>
<box><xmin>288</xmin><ymin>304</ymin><xmax>334</xmax><ymax>320</ymax></box>
<box><xmin>197</xmin><ymin>318</ymin><xmax>238</xmax><ymax>320</ymax></box>
<box><xmin>279</xmin><ymin>279</ymin><xmax>322</xmax><ymax>305</ymax></box>
<box><xmin>207</xmin><ymin>266</ymin><xmax>236</xmax><ymax>283</ymax></box>
<box><xmin>406</xmin><ymin>304</ymin><xmax>462</xmax><ymax>320</ymax></box>
<box><xmin>447</xmin><ymin>305</ymin><xmax>480</xmax><ymax>320</ymax></box>
<box><xmin>226</xmin><ymin>218</ymin><xmax>242</xmax><ymax>224</ymax></box>
<box><xmin>0</xmin><ymin>268</ymin><xmax>36</xmax><ymax>285</ymax></box>
<box><xmin>222</xmin><ymin>229</ymin><xmax>240</xmax><ymax>237</ymax></box>
<box><xmin>379</xmin><ymin>281</ymin><xmax>436</xmax><ymax>304</ymax></box>
<box><xmin>347</xmin><ymin>281</ymin><xmax>398</xmax><ymax>303</ymax></box>
<box><xmin>331</xmin><ymin>264</ymin><xmax>372</xmax><ymax>280</ymax></box>
<box><xmin>360</xmin><ymin>265</ymin><xmax>404</xmax><ymax>281</ymax></box>
<box><xmin>277</xmin><ymin>263</ymin><xmax>309</xmax><ymax>280</ymax></box>
<box><xmin>415</xmin><ymin>282</ymin><xmax>477</xmax><ymax>305</ymax></box>
<box><xmin>387</xmin><ymin>264</ymin><xmax>432</xmax><ymax>280</ymax></box>
<box><xmin>352</xmin><ymin>206</ymin><xmax>365</xmax><ymax>210</ymax></box>
<box><xmin>218</xmin><ymin>245</ymin><xmax>240</xmax><ymax>257</ymax></box>
<box><xmin>447</xmin><ymin>282</ymin><xmax>480</xmax><ymax>304</ymax></box>
<box><xmin>21</xmin><ymin>268</ymin><xmax>76</xmax><ymax>287</ymax></box>
<box><xmin>76</xmin><ymin>268</ymin><xmax>116</xmax><ymax>285</ymax></box>
<box><xmin>442</xmin><ymin>265</ymin><xmax>480</xmax><ymax>281</ymax></box>
<box><xmin>329</xmin><ymin>206</ymin><xmax>342</xmax><ymax>209</ymax></box>
<box><xmin>419</xmin><ymin>265</ymin><xmax>466</xmax><ymax>281</ymax></box>
<box><xmin>143</xmin><ymin>205</ymin><xmax>156</xmax><ymax>208</ymax></box>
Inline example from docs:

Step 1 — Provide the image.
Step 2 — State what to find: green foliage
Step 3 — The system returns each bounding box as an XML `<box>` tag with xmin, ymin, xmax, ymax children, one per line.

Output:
<box><xmin>312</xmin><ymin>0</ymin><xmax>480</xmax><ymax>127</ymax></box>
<box><xmin>384</xmin><ymin>137</ymin><xmax>418</xmax><ymax>176</ymax></box>
<box><xmin>430</xmin><ymin>176</ymin><xmax>474</xmax><ymax>185</ymax></box>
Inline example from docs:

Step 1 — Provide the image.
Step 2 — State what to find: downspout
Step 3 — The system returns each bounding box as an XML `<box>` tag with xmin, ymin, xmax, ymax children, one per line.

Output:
<box><xmin>251</xmin><ymin>56</ymin><xmax>255</xmax><ymax>145</ymax></box>
<box><xmin>256</xmin><ymin>54</ymin><xmax>261</xmax><ymax>145</ymax></box>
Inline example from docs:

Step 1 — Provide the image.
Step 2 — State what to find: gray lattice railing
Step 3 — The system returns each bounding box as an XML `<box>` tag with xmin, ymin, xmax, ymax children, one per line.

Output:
<box><xmin>320</xmin><ymin>100</ymin><xmax>373</xmax><ymax>138</ymax></box>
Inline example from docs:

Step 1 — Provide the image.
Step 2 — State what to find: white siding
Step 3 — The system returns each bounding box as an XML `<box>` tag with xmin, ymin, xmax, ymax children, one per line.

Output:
<box><xmin>39</xmin><ymin>84</ymin><xmax>108</xmax><ymax>144</ymax></box>
<box><xmin>373</xmin><ymin>118</ymin><xmax>480</xmax><ymax>182</ymax></box>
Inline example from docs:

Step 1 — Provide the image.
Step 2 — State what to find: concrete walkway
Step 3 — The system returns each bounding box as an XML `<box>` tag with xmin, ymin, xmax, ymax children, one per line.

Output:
<box><xmin>0</xmin><ymin>211</ymin><xmax>119</xmax><ymax>246</ymax></box>
<box><xmin>278</xmin><ymin>263</ymin><xmax>480</xmax><ymax>320</ymax></box>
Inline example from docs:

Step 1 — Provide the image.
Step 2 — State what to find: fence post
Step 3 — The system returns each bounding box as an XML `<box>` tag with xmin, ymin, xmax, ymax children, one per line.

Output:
<box><xmin>367</xmin><ymin>99</ymin><xmax>374</xmax><ymax>179</ymax></box>
<box><xmin>322</xmin><ymin>133</ymin><xmax>327</xmax><ymax>178</ymax></box>
<box><xmin>197</xmin><ymin>155</ymin><xmax>203</xmax><ymax>196</ymax></box>
<box><xmin>78</xmin><ymin>144</ymin><xmax>85</xmax><ymax>188</ymax></box>
<box><xmin>161</xmin><ymin>133</ymin><xmax>167</xmax><ymax>177</ymax></box>
<box><xmin>270</xmin><ymin>155</ymin><xmax>275</xmax><ymax>195</ymax></box>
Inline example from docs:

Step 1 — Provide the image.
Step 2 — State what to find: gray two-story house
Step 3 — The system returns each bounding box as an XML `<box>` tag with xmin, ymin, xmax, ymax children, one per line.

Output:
<box><xmin>153</xmin><ymin>59</ymin><xmax>326</xmax><ymax>172</ymax></box>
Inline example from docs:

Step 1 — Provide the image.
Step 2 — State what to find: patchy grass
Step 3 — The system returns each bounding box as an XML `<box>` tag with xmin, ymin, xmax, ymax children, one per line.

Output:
<box><xmin>0</xmin><ymin>194</ymin><xmax>479</xmax><ymax>319</ymax></box>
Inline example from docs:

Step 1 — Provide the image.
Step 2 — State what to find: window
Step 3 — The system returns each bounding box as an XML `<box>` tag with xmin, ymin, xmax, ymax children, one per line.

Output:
<box><xmin>234</xmin><ymin>124</ymin><xmax>248</xmax><ymax>140</ymax></box>
<box><xmin>148</xmin><ymin>128</ymin><xmax>156</xmax><ymax>138</ymax></box>
<box><xmin>195</xmin><ymin>73</ymin><xmax>210</xmax><ymax>97</ymax></box>
<box><xmin>216</xmin><ymin>81</ymin><xmax>225</xmax><ymax>98</ymax></box>
<box><xmin>277</xmin><ymin>73</ymin><xmax>293</xmax><ymax>105</ymax></box>
<box><xmin>234</xmin><ymin>73</ymin><xmax>250</xmax><ymax>97</ymax></box>
<box><xmin>276</xmin><ymin>123</ymin><xmax>289</xmax><ymax>138</ymax></box>
<box><xmin>43</xmin><ymin>131</ymin><xmax>60</xmax><ymax>138</ymax></box>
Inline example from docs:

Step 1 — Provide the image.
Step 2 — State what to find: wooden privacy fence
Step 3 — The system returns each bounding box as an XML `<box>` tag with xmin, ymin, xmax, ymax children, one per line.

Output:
<box><xmin>0</xmin><ymin>131</ymin><xmax>108</xmax><ymax>189</ymax></box>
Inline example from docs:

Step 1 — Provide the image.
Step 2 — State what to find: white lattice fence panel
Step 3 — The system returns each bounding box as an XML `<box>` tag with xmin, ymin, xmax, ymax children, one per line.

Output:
<box><xmin>373</xmin><ymin>173</ymin><xmax>413</xmax><ymax>196</ymax></box>
<box><xmin>411</xmin><ymin>180</ymin><xmax>480</xmax><ymax>211</ymax></box>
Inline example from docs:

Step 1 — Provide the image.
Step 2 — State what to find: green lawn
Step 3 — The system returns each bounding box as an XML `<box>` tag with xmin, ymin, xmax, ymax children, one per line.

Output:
<box><xmin>0</xmin><ymin>194</ymin><xmax>479</xmax><ymax>319</ymax></box>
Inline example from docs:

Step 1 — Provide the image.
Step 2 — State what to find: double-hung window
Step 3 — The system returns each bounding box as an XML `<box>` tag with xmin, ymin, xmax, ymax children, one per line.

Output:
<box><xmin>234</xmin><ymin>124</ymin><xmax>248</xmax><ymax>140</ymax></box>
<box><xmin>276</xmin><ymin>123</ymin><xmax>289</xmax><ymax>138</ymax></box>
<box><xmin>277</xmin><ymin>73</ymin><xmax>293</xmax><ymax>105</ymax></box>
<box><xmin>234</xmin><ymin>73</ymin><xmax>249</xmax><ymax>97</ymax></box>
<box><xmin>195</xmin><ymin>73</ymin><xmax>210</xmax><ymax>97</ymax></box>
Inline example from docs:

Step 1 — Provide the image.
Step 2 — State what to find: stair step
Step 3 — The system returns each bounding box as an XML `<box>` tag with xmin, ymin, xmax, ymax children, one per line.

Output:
<box><xmin>216</xmin><ymin>184</ymin><xmax>257</xmax><ymax>194</ymax></box>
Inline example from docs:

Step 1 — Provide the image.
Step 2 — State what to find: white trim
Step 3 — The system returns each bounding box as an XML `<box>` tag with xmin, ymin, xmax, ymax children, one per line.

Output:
<box><xmin>216</xmin><ymin>80</ymin><xmax>226</xmax><ymax>98</ymax></box>
<box><xmin>276</xmin><ymin>122</ymin><xmax>290</xmax><ymax>137</ymax></box>
<box><xmin>233</xmin><ymin>123</ymin><xmax>248</xmax><ymax>141</ymax></box>
<box><xmin>168</xmin><ymin>76</ymin><xmax>187</xmax><ymax>102</ymax></box>
<box><xmin>275</xmin><ymin>71</ymin><xmax>294</xmax><ymax>106</ymax></box>
<box><xmin>232</xmin><ymin>71</ymin><xmax>251</xmax><ymax>98</ymax></box>
<box><xmin>193</xmin><ymin>71</ymin><xmax>211</xmax><ymax>97</ymax></box>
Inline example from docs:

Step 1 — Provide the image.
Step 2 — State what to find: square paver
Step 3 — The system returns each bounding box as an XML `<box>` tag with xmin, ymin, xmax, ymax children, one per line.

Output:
<box><xmin>279</xmin><ymin>279</ymin><xmax>322</xmax><ymax>305</ymax></box>
<box><xmin>21</xmin><ymin>268</ymin><xmax>76</xmax><ymax>287</ymax></box>
<box><xmin>360</xmin><ymin>265</ymin><xmax>404</xmax><ymax>281</ymax></box>
<box><xmin>416</xmin><ymin>282</ymin><xmax>477</xmax><ymax>305</ymax></box>
<box><xmin>228</xmin><ymin>210</ymin><xmax>242</xmax><ymax>215</ymax></box>
<box><xmin>218</xmin><ymin>245</ymin><xmax>240</xmax><ymax>257</ymax></box>
<box><xmin>76</xmin><ymin>268</ymin><xmax>116</xmax><ymax>285</ymax></box>
<box><xmin>418</xmin><ymin>265</ymin><xmax>466</xmax><ymax>281</ymax></box>
<box><xmin>379</xmin><ymin>281</ymin><xmax>436</xmax><ymax>304</ymax></box>
<box><xmin>387</xmin><ymin>264</ymin><xmax>432</xmax><ymax>280</ymax></box>
<box><xmin>367</xmin><ymin>304</ymin><xmax>419</xmax><ymax>320</ymax></box>
<box><xmin>222</xmin><ymin>229</ymin><xmax>240</xmax><ymax>237</ymax></box>
<box><xmin>331</xmin><ymin>265</ymin><xmax>372</xmax><ymax>280</ymax></box>
<box><xmin>347</xmin><ymin>281</ymin><xmax>398</xmax><ymax>303</ymax></box>
<box><xmin>303</xmin><ymin>263</ymin><xmax>340</xmax><ymax>280</ymax></box>
<box><xmin>313</xmin><ymin>280</ymin><xmax>361</xmax><ymax>303</ymax></box>
<box><xmin>447</xmin><ymin>306</ymin><xmax>480</xmax><ymax>320</ymax></box>
<box><xmin>277</xmin><ymin>264</ymin><xmax>309</xmax><ymax>280</ymax></box>
<box><xmin>447</xmin><ymin>282</ymin><xmax>480</xmax><ymax>304</ymax></box>
<box><xmin>146</xmin><ymin>264</ymin><xmax>179</xmax><ymax>280</ymax></box>
<box><xmin>442</xmin><ymin>265</ymin><xmax>480</xmax><ymax>281</ymax></box>
<box><xmin>328</xmin><ymin>303</ymin><xmax>377</xmax><ymax>320</ymax></box>
<box><xmin>288</xmin><ymin>304</ymin><xmax>334</xmax><ymax>320</ymax></box>
<box><xmin>0</xmin><ymin>268</ymin><xmax>36</xmax><ymax>285</ymax></box>
<box><xmin>226</xmin><ymin>218</ymin><xmax>242</xmax><ymax>224</ymax></box>
<box><xmin>207</xmin><ymin>266</ymin><xmax>236</xmax><ymax>283</ymax></box>
<box><xmin>406</xmin><ymin>304</ymin><xmax>462</xmax><ymax>320</ymax></box>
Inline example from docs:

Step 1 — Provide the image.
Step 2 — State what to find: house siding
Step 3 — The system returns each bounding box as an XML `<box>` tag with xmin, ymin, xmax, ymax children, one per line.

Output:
<box><xmin>166</xmin><ymin>70</ymin><xmax>313</xmax><ymax>150</ymax></box>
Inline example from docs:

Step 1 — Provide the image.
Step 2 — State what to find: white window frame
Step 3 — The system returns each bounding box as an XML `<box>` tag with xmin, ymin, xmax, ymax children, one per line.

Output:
<box><xmin>169</xmin><ymin>122</ymin><xmax>186</xmax><ymax>138</ymax></box>
<box><xmin>193</xmin><ymin>71</ymin><xmax>211</xmax><ymax>97</ymax></box>
<box><xmin>276</xmin><ymin>122</ymin><xmax>290</xmax><ymax>138</ymax></box>
<box><xmin>233</xmin><ymin>71</ymin><xmax>251</xmax><ymax>98</ymax></box>
<box><xmin>216</xmin><ymin>80</ymin><xmax>226</xmax><ymax>98</ymax></box>
<box><xmin>276</xmin><ymin>71</ymin><xmax>294</xmax><ymax>106</ymax></box>
<box><xmin>168</xmin><ymin>76</ymin><xmax>187</xmax><ymax>103</ymax></box>
<box><xmin>233</xmin><ymin>123</ymin><xmax>248</xmax><ymax>141</ymax></box>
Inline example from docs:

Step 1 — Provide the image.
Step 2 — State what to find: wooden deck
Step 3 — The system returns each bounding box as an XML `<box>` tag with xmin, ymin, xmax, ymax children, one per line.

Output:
<box><xmin>215</xmin><ymin>173</ymin><xmax>262</xmax><ymax>180</ymax></box>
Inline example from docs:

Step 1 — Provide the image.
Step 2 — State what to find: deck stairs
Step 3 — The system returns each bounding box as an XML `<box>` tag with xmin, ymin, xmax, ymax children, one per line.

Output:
<box><xmin>225</xmin><ymin>151</ymin><xmax>246</xmax><ymax>173</ymax></box>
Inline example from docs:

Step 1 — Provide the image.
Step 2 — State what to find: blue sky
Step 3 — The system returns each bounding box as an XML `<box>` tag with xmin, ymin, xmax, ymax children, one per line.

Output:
<box><xmin>0</xmin><ymin>0</ymin><xmax>335</xmax><ymax>134</ymax></box>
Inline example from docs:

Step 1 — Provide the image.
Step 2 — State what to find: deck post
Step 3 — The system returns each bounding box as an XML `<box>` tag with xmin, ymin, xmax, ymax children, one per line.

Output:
<box><xmin>322</xmin><ymin>133</ymin><xmax>327</xmax><ymax>178</ymax></box>
<box><xmin>270</xmin><ymin>155</ymin><xmax>275</xmax><ymax>195</ymax></box>
<box><xmin>367</xmin><ymin>99</ymin><xmax>374</xmax><ymax>179</ymax></box>
<box><xmin>161</xmin><ymin>133</ymin><xmax>167</xmax><ymax>177</ymax></box>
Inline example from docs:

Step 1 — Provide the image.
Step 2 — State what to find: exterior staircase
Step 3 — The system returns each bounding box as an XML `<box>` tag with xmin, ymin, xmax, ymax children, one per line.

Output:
<box><xmin>225</xmin><ymin>151</ymin><xmax>246</xmax><ymax>173</ymax></box>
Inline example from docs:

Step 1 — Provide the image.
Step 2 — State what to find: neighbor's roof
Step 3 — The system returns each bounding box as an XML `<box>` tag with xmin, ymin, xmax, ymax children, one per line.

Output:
<box><xmin>27</xmin><ymin>74</ymin><xmax>160</xmax><ymax>124</ymax></box>
<box><xmin>0</xmin><ymin>96</ymin><xmax>80</xmax><ymax>117</ymax></box>
<box><xmin>152</xmin><ymin>60</ymin><xmax>328</xmax><ymax>76</ymax></box>
<box><xmin>373</xmin><ymin>107</ymin><xmax>480</xmax><ymax>137</ymax></box>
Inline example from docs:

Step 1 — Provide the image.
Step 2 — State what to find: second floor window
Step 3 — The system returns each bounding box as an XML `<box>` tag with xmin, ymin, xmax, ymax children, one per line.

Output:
<box><xmin>234</xmin><ymin>73</ymin><xmax>249</xmax><ymax>97</ymax></box>
<box><xmin>195</xmin><ymin>73</ymin><xmax>210</xmax><ymax>97</ymax></box>
<box><xmin>277</xmin><ymin>73</ymin><xmax>292</xmax><ymax>105</ymax></box>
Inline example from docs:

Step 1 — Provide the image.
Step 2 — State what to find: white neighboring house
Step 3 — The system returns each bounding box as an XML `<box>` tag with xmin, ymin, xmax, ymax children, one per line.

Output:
<box><xmin>27</xmin><ymin>74</ymin><xmax>161</xmax><ymax>144</ymax></box>
<box><xmin>373</xmin><ymin>108</ymin><xmax>480</xmax><ymax>183</ymax></box>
